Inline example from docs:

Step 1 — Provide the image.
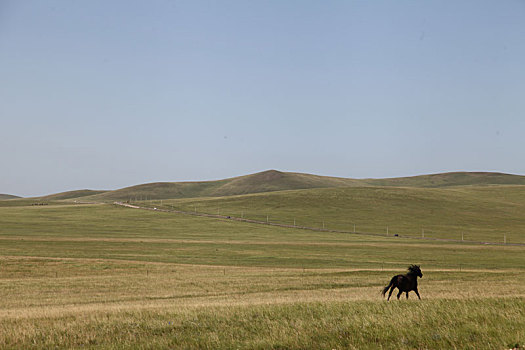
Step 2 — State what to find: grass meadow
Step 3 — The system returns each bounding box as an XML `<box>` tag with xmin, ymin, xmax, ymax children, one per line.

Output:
<box><xmin>1</xmin><ymin>194</ymin><xmax>525</xmax><ymax>349</ymax></box>
<box><xmin>154</xmin><ymin>185</ymin><xmax>525</xmax><ymax>244</ymax></box>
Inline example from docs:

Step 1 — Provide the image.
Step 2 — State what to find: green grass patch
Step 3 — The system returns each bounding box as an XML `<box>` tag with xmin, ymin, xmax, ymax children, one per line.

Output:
<box><xmin>154</xmin><ymin>185</ymin><xmax>525</xmax><ymax>244</ymax></box>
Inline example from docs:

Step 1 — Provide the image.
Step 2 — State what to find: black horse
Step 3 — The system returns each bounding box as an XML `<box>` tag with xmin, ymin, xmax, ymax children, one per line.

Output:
<box><xmin>381</xmin><ymin>265</ymin><xmax>423</xmax><ymax>300</ymax></box>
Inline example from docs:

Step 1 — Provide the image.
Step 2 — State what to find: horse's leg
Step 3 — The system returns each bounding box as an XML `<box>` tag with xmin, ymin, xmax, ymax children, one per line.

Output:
<box><xmin>387</xmin><ymin>286</ymin><xmax>395</xmax><ymax>301</ymax></box>
<box><xmin>396</xmin><ymin>290</ymin><xmax>402</xmax><ymax>299</ymax></box>
<box><xmin>414</xmin><ymin>288</ymin><xmax>421</xmax><ymax>300</ymax></box>
<box><xmin>406</xmin><ymin>291</ymin><xmax>409</xmax><ymax>299</ymax></box>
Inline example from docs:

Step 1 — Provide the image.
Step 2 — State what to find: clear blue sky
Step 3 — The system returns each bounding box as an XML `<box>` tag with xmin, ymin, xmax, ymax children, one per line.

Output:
<box><xmin>1</xmin><ymin>1</ymin><xmax>524</xmax><ymax>196</ymax></box>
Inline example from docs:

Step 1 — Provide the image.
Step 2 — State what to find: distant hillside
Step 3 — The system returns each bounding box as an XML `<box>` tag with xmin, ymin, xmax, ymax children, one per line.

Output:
<box><xmin>82</xmin><ymin>170</ymin><xmax>525</xmax><ymax>202</ymax></box>
<box><xmin>365</xmin><ymin>172</ymin><xmax>525</xmax><ymax>188</ymax></box>
<box><xmin>84</xmin><ymin>170</ymin><xmax>361</xmax><ymax>201</ymax></box>
<box><xmin>0</xmin><ymin>194</ymin><xmax>21</xmax><ymax>200</ymax></box>
<box><xmin>37</xmin><ymin>190</ymin><xmax>108</xmax><ymax>201</ymax></box>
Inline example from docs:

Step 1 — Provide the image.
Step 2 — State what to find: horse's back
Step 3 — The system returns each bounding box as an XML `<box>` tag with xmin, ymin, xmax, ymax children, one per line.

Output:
<box><xmin>387</xmin><ymin>273</ymin><xmax>416</xmax><ymax>290</ymax></box>
<box><xmin>397</xmin><ymin>274</ymin><xmax>417</xmax><ymax>291</ymax></box>
<box><xmin>394</xmin><ymin>274</ymin><xmax>405</xmax><ymax>284</ymax></box>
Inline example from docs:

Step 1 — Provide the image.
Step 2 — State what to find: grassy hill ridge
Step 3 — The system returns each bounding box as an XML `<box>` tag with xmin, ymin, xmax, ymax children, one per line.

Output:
<box><xmin>83</xmin><ymin>170</ymin><xmax>525</xmax><ymax>202</ymax></box>
<box><xmin>37</xmin><ymin>189</ymin><xmax>108</xmax><ymax>201</ymax></box>
<box><xmin>7</xmin><ymin>170</ymin><xmax>524</xmax><ymax>203</ymax></box>
<box><xmin>83</xmin><ymin>170</ymin><xmax>362</xmax><ymax>201</ymax></box>
<box><xmin>0</xmin><ymin>194</ymin><xmax>21</xmax><ymax>200</ymax></box>
<box><xmin>365</xmin><ymin>171</ymin><xmax>525</xmax><ymax>187</ymax></box>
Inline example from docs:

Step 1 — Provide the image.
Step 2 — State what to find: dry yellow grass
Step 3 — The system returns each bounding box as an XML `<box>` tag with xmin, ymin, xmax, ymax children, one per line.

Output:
<box><xmin>2</xmin><ymin>256</ymin><xmax>525</xmax><ymax>316</ymax></box>
<box><xmin>1</xmin><ymin>256</ymin><xmax>525</xmax><ymax>349</ymax></box>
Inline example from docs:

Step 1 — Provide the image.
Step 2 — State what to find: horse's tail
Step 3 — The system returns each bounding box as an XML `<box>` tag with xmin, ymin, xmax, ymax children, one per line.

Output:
<box><xmin>381</xmin><ymin>276</ymin><xmax>396</xmax><ymax>296</ymax></box>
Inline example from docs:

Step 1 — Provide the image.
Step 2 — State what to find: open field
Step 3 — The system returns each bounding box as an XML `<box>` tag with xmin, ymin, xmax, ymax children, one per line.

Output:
<box><xmin>1</xmin><ymin>255</ymin><xmax>525</xmax><ymax>349</ymax></box>
<box><xmin>1</xmin><ymin>203</ymin><xmax>525</xmax><ymax>270</ymax></box>
<box><xmin>1</xmin><ymin>190</ymin><xmax>525</xmax><ymax>348</ymax></box>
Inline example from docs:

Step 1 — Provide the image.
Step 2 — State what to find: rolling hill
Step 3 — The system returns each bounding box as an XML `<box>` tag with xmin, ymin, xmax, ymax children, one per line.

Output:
<box><xmin>83</xmin><ymin>170</ymin><xmax>362</xmax><ymax>201</ymax></box>
<box><xmin>37</xmin><ymin>190</ymin><xmax>108</xmax><ymax>201</ymax></box>
<box><xmin>365</xmin><ymin>171</ymin><xmax>525</xmax><ymax>188</ymax></box>
<box><xmin>0</xmin><ymin>194</ymin><xmax>21</xmax><ymax>200</ymax></box>
<box><xmin>0</xmin><ymin>190</ymin><xmax>107</xmax><ymax>207</ymax></box>
<box><xmin>82</xmin><ymin>170</ymin><xmax>525</xmax><ymax>202</ymax></box>
<box><xmin>6</xmin><ymin>170</ymin><xmax>524</xmax><ymax>203</ymax></box>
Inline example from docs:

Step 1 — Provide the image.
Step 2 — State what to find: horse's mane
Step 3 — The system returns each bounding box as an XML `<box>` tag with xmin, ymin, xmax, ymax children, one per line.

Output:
<box><xmin>407</xmin><ymin>265</ymin><xmax>421</xmax><ymax>274</ymax></box>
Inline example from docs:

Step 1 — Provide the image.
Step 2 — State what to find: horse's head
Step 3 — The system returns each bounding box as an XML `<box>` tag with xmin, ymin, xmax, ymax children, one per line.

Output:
<box><xmin>408</xmin><ymin>264</ymin><xmax>423</xmax><ymax>278</ymax></box>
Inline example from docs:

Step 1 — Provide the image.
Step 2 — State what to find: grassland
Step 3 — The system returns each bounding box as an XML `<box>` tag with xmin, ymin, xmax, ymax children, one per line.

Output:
<box><xmin>1</xmin><ymin>193</ymin><xmax>525</xmax><ymax>349</ymax></box>
<box><xmin>145</xmin><ymin>185</ymin><xmax>525</xmax><ymax>245</ymax></box>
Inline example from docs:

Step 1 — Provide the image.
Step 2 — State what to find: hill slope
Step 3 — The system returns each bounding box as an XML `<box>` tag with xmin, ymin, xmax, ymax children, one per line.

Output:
<box><xmin>83</xmin><ymin>170</ymin><xmax>525</xmax><ymax>202</ymax></box>
<box><xmin>365</xmin><ymin>171</ymin><xmax>525</xmax><ymax>188</ymax></box>
<box><xmin>0</xmin><ymin>194</ymin><xmax>21</xmax><ymax>200</ymax></box>
<box><xmin>160</xmin><ymin>184</ymin><xmax>525</xmax><ymax>244</ymax></box>
<box><xmin>37</xmin><ymin>190</ymin><xmax>108</xmax><ymax>201</ymax></box>
<box><xmin>84</xmin><ymin>170</ymin><xmax>361</xmax><ymax>201</ymax></box>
